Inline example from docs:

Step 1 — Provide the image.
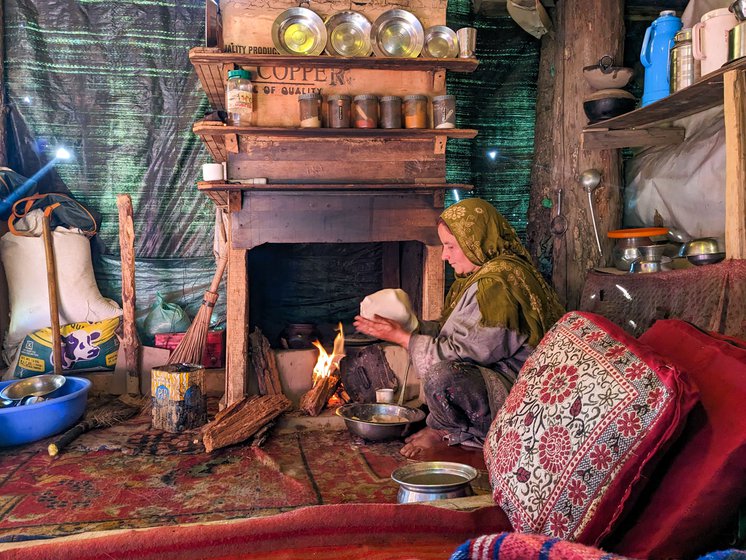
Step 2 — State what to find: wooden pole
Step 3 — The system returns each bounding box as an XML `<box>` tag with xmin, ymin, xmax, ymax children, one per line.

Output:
<box><xmin>117</xmin><ymin>194</ymin><xmax>141</xmax><ymax>395</ymax></box>
<box><xmin>0</xmin><ymin>0</ymin><xmax>7</xmax><ymax>168</ymax></box>
<box><xmin>724</xmin><ymin>69</ymin><xmax>746</xmax><ymax>259</ymax></box>
<box><xmin>527</xmin><ymin>0</ymin><xmax>624</xmax><ymax>310</ymax></box>
<box><xmin>42</xmin><ymin>213</ymin><xmax>63</xmax><ymax>374</ymax></box>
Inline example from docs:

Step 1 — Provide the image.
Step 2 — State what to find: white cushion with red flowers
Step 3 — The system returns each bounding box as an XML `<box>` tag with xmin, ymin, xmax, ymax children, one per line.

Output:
<box><xmin>484</xmin><ymin>311</ymin><xmax>698</xmax><ymax>546</ymax></box>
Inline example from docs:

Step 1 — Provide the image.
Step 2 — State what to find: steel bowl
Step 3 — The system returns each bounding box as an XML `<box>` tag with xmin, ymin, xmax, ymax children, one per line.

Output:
<box><xmin>336</xmin><ymin>402</ymin><xmax>425</xmax><ymax>441</ymax></box>
<box><xmin>629</xmin><ymin>256</ymin><xmax>673</xmax><ymax>274</ymax></box>
<box><xmin>391</xmin><ymin>461</ymin><xmax>478</xmax><ymax>503</ymax></box>
<box><xmin>638</xmin><ymin>244</ymin><xmax>667</xmax><ymax>262</ymax></box>
<box><xmin>0</xmin><ymin>374</ymin><xmax>66</xmax><ymax>401</ymax></box>
<box><xmin>325</xmin><ymin>11</ymin><xmax>372</xmax><ymax>57</ymax></box>
<box><xmin>371</xmin><ymin>9</ymin><xmax>424</xmax><ymax>58</ymax></box>
<box><xmin>687</xmin><ymin>252</ymin><xmax>726</xmax><ymax>266</ymax></box>
<box><xmin>684</xmin><ymin>237</ymin><xmax>720</xmax><ymax>257</ymax></box>
<box><xmin>423</xmin><ymin>26</ymin><xmax>459</xmax><ymax>58</ymax></box>
<box><xmin>272</xmin><ymin>8</ymin><xmax>327</xmax><ymax>56</ymax></box>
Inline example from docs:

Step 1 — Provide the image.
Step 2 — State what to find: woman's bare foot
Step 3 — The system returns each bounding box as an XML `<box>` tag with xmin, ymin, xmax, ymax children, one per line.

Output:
<box><xmin>400</xmin><ymin>427</ymin><xmax>448</xmax><ymax>458</ymax></box>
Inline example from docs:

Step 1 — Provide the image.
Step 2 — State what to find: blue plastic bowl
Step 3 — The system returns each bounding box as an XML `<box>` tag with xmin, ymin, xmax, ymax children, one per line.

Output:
<box><xmin>0</xmin><ymin>376</ymin><xmax>91</xmax><ymax>447</ymax></box>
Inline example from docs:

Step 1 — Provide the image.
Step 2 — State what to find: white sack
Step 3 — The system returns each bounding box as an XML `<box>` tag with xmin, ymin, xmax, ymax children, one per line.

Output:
<box><xmin>360</xmin><ymin>288</ymin><xmax>418</xmax><ymax>333</ymax></box>
<box><xmin>624</xmin><ymin>106</ymin><xmax>725</xmax><ymax>242</ymax></box>
<box><xmin>0</xmin><ymin>210</ymin><xmax>122</xmax><ymax>365</ymax></box>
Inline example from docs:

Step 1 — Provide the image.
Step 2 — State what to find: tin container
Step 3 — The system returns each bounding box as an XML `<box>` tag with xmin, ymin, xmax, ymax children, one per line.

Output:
<box><xmin>327</xmin><ymin>94</ymin><xmax>351</xmax><ymax>128</ymax></box>
<box><xmin>353</xmin><ymin>94</ymin><xmax>379</xmax><ymax>128</ymax></box>
<box><xmin>379</xmin><ymin>95</ymin><xmax>402</xmax><ymax>128</ymax></box>
<box><xmin>432</xmin><ymin>94</ymin><xmax>456</xmax><ymax>128</ymax></box>
<box><xmin>325</xmin><ymin>11</ymin><xmax>372</xmax><ymax>57</ymax></box>
<box><xmin>371</xmin><ymin>9</ymin><xmax>424</xmax><ymax>58</ymax></box>
<box><xmin>670</xmin><ymin>28</ymin><xmax>701</xmax><ymax>92</ymax></box>
<box><xmin>298</xmin><ymin>93</ymin><xmax>322</xmax><ymax>128</ymax></box>
<box><xmin>272</xmin><ymin>7</ymin><xmax>327</xmax><ymax>56</ymax></box>
<box><xmin>403</xmin><ymin>94</ymin><xmax>429</xmax><ymax>128</ymax></box>
<box><xmin>391</xmin><ymin>462</ymin><xmax>478</xmax><ymax>503</ymax></box>
<box><xmin>423</xmin><ymin>26</ymin><xmax>459</xmax><ymax>58</ymax></box>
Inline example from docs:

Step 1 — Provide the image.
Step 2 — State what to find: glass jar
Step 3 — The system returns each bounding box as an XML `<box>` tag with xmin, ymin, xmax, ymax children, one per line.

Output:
<box><xmin>379</xmin><ymin>96</ymin><xmax>402</xmax><ymax>129</ymax></box>
<box><xmin>353</xmin><ymin>94</ymin><xmax>378</xmax><ymax>128</ymax></box>
<box><xmin>226</xmin><ymin>69</ymin><xmax>253</xmax><ymax>126</ymax></box>
<box><xmin>327</xmin><ymin>94</ymin><xmax>351</xmax><ymax>128</ymax></box>
<box><xmin>298</xmin><ymin>93</ymin><xmax>322</xmax><ymax>128</ymax></box>
<box><xmin>403</xmin><ymin>94</ymin><xmax>428</xmax><ymax>129</ymax></box>
<box><xmin>432</xmin><ymin>95</ymin><xmax>456</xmax><ymax>129</ymax></box>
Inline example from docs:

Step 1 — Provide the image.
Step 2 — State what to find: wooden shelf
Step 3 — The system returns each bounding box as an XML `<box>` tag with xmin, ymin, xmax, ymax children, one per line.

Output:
<box><xmin>198</xmin><ymin>181</ymin><xmax>473</xmax><ymax>207</ymax></box>
<box><xmin>582</xmin><ymin>56</ymin><xmax>746</xmax><ymax>149</ymax></box>
<box><xmin>194</xmin><ymin>123</ymin><xmax>478</xmax><ymax>162</ymax></box>
<box><xmin>190</xmin><ymin>47</ymin><xmax>478</xmax><ymax>111</ymax></box>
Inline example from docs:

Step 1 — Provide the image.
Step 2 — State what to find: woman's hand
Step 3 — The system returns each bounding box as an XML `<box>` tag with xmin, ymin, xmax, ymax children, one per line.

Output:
<box><xmin>353</xmin><ymin>314</ymin><xmax>411</xmax><ymax>348</ymax></box>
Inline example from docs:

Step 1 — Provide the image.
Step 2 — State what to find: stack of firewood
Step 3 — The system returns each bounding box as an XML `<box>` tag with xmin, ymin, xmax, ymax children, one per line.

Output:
<box><xmin>201</xmin><ymin>328</ymin><xmax>290</xmax><ymax>452</ymax></box>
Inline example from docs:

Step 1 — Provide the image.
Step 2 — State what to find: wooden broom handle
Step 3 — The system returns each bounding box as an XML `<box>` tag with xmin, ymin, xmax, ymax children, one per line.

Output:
<box><xmin>42</xmin><ymin>213</ymin><xmax>63</xmax><ymax>375</ymax></box>
<box><xmin>208</xmin><ymin>256</ymin><xmax>229</xmax><ymax>295</ymax></box>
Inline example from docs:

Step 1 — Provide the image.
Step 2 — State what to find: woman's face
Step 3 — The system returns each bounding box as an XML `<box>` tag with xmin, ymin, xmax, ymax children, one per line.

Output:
<box><xmin>438</xmin><ymin>222</ymin><xmax>479</xmax><ymax>275</ymax></box>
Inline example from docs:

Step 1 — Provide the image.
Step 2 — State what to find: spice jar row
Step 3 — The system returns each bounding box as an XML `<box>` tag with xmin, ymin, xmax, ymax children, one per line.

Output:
<box><xmin>298</xmin><ymin>93</ymin><xmax>456</xmax><ymax>129</ymax></box>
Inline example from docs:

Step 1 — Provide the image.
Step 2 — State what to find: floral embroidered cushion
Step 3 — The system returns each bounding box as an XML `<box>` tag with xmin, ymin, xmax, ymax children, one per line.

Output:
<box><xmin>484</xmin><ymin>311</ymin><xmax>698</xmax><ymax>545</ymax></box>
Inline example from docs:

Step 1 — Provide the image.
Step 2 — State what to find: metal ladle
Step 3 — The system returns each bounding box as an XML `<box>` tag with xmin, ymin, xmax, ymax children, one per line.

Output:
<box><xmin>579</xmin><ymin>169</ymin><xmax>603</xmax><ymax>256</ymax></box>
<box><xmin>550</xmin><ymin>188</ymin><xmax>568</xmax><ymax>235</ymax></box>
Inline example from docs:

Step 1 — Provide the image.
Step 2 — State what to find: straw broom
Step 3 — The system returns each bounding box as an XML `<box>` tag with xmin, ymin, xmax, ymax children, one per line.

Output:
<box><xmin>167</xmin><ymin>213</ymin><xmax>229</xmax><ymax>365</ymax></box>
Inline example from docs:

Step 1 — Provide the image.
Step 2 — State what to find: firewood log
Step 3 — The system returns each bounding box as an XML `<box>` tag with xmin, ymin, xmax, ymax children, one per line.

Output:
<box><xmin>202</xmin><ymin>394</ymin><xmax>291</xmax><ymax>452</ymax></box>
<box><xmin>299</xmin><ymin>373</ymin><xmax>340</xmax><ymax>417</ymax></box>
<box><xmin>249</xmin><ymin>328</ymin><xmax>284</xmax><ymax>395</ymax></box>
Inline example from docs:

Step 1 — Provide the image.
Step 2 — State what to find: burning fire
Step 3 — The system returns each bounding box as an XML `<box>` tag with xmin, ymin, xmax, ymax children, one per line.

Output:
<box><xmin>311</xmin><ymin>323</ymin><xmax>345</xmax><ymax>386</ymax></box>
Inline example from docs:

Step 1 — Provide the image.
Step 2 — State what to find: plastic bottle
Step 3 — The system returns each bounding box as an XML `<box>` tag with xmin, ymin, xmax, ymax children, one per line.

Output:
<box><xmin>226</xmin><ymin>69</ymin><xmax>254</xmax><ymax>126</ymax></box>
<box><xmin>640</xmin><ymin>10</ymin><xmax>682</xmax><ymax>106</ymax></box>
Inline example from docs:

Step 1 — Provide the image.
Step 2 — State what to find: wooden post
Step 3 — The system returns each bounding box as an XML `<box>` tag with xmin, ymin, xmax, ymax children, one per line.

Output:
<box><xmin>527</xmin><ymin>0</ymin><xmax>624</xmax><ymax>309</ymax></box>
<box><xmin>117</xmin><ymin>195</ymin><xmax>140</xmax><ymax>395</ymax></box>
<box><xmin>0</xmin><ymin>0</ymin><xmax>7</xmax><ymax>167</ymax></box>
<box><xmin>724</xmin><ymin>69</ymin><xmax>746</xmax><ymax>260</ymax></box>
<box><xmin>224</xmin><ymin>207</ymin><xmax>249</xmax><ymax>408</ymax></box>
<box><xmin>421</xmin><ymin>243</ymin><xmax>443</xmax><ymax>320</ymax></box>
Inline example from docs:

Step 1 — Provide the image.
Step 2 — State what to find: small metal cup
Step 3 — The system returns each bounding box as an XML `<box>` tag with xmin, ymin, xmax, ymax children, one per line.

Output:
<box><xmin>456</xmin><ymin>27</ymin><xmax>476</xmax><ymax>58</ymax></box>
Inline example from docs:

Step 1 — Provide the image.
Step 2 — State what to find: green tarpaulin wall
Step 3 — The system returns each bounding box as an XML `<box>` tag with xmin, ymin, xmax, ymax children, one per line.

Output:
<box><xmin>3</xmin><ymin>0</ymin><xmax>539</xmax><ymax>346</ymax></box>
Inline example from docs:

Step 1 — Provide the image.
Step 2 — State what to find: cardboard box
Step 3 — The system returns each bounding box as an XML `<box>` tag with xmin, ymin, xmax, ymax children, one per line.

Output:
<box><xmin>154</xmin><ymin>330</ymin><xmax>225</xmax><ymax>368</ymax></box>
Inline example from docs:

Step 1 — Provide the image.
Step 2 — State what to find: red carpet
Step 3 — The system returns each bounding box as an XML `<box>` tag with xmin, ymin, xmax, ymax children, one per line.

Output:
<box><xmin>0</xmin><ymin>502</ymin><xmax>512</xmax><ymax>560</ymax></box>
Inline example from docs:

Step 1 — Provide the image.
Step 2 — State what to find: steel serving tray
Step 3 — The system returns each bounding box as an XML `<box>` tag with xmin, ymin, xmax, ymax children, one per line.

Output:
<box><xmin>371</xmin><ymin>9</ymin><xmax>424</xmax><ymax>58</ymax></box>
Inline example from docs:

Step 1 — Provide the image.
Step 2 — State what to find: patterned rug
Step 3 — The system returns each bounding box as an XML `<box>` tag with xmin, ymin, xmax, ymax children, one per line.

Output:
<box><xmin>0</xmin><ymin>427</ymin><xmax>421</xmax><ymax>542</ymax></box>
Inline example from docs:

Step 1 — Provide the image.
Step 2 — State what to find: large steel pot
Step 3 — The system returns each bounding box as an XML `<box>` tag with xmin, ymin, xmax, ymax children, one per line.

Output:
<box><xmin>391</xmin><ymin>461</ymin><xmax>478</xmax><ymax>503</ymax></box>
<box><xmin>336</xmin><ymin>403</ymin><xmax>425</xmax><ymax>441</ymax></box>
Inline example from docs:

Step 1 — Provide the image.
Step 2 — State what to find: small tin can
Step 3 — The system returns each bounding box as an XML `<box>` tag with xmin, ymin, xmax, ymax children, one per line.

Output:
<box><xmin>379</xmin><ymin>96</ymin><xmax>402</xmax><ymax>128</ymax></box>
<box><xmin>298</xmin><ymin>93</ymin><xmax>322</xmax><ymax>128</ymax></box>
<box><xmin>403</xmin><ymin>94</ymin><xmax>428</xmax><ymax>129</ymax></box>
<box><xmin>432</xmin><ymin>94</ymin><xmax>456</xmax><ymax>129</ymax></box>
<box><xmin>327</xmin><ymin>94</ymin><xmax>351</xmax><ymax>128</ymax></box>
<box><xmin>353</xmin><ymin>94</ymin><xmax>379</xmax><ymax>128</ymax></box>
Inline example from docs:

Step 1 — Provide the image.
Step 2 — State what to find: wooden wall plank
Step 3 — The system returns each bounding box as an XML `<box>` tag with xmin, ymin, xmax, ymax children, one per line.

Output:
<box><xmin>232</xmin><ymin>192</ymin><xmax>441</xmax><ymax>249</ymax></box>
<box><xmin>724</xmin><ymin>69</ymin><xmax>746</xmax><ymax>260</ymax></box>
<box><xmin>224</xmin><ymin>218</ymin><xmax>249</xmax><ymax>408</ymax></box>
<box><xmin>421</xmin><ymin>243</ymin><xmax>444</xmax><ymax>321</ymax></box>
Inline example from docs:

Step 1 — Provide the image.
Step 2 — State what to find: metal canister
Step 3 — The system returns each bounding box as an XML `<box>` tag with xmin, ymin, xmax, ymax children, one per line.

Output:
<box><xmin>379</xmin><ymin>96</ymin><xmax>402</xmax><ymax>128</ymax></box>
<box><xmin>353</xmin><ymin>94</ymin><xmax>379</xmax><ymax>128</ymax></box>
<box><xmin>669</xmin><ymin>28</ymin><xmax>701</xmax><ymax>93</ymax></box>
<box><xmin>327</xmin><ymin>94</ymin><xmax>351</xmax><ymax>128</ymax></box>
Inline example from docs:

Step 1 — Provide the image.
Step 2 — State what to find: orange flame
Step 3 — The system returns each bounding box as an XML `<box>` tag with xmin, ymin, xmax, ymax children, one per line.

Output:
<box><xmin>311</xmin><ymin>323</ymin><xmax>345</xmax><ymax>385</ymax></box>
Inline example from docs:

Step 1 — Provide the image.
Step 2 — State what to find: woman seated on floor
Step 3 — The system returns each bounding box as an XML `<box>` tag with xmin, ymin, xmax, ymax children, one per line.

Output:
<box><xmin>354</xmin><ymin>198</ymin><xmax>564</xmax><ymax>458</ymax></box>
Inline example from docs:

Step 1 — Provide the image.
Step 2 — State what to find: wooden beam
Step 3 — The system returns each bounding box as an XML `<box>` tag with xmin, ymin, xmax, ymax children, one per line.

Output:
<box><xmin>724</xmin><ymin>69</ymin><xmax>746</xmax><ymax>260</ymax></box>
<box><xmin>116</xmin><ymin>195</ymin><xmax>141</xmax><ymax>395</ymax></box>
<box><xmin>421</xmin><ymin>244</ymin><xmax>444</xmax><ymax>321</ymax></box>
<box><xmin>223</xmin><ymin>217</ymin><xmax>249</xmax><ymax>409</ymax></box>
<box><xmin>581</xmin><ymin>127</ymin><xmax>685</xmax><ymax>150</ymax></box>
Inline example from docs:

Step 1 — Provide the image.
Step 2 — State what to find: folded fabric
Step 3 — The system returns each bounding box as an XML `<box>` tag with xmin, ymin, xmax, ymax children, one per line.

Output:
<box><xmin>607</xmin><ymin>320</ymin><xmax>746</xmax><ymax>559</ymax></box>
<box><xmin>450</xmin><ymin>531</ymin><xmax>632</xmax><ymax>560</ymax></box>
<box><xmin>484</xmin><ymin>311</ymin><xmax>698</xmax><ymax>545</ymax></box>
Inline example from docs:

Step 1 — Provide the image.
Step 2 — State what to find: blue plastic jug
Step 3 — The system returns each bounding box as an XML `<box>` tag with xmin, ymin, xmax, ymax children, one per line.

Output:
<box><xmin>641</xmin><ymin>10</ymin><xmax>682</xmax><ymax>106</ymax></box>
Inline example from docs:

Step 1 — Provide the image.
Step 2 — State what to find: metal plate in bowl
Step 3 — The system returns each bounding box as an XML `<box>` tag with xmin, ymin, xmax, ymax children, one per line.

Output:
<box><xmin>0</xmin><ymin>374</ymin><xmax>66</xmax><ymax>401</ymax></box>
<box><xmin>272</xmin><ymin>7</ymin><xmax>327</xmax><ymax>56</ymax></box>
<box><xmin>371</xmin><ymin>9</ymin><xmax>424</xmax><ymax>58</ymax></box>
<box><xmin>325</xmin><ymin>11</ymin><xmax>372</xmax><ymax>57</ymax></box>
<box><xmin>423</xmin><ymin>26</ymin><xmax>458</xmax><ymax>58</ymax></box>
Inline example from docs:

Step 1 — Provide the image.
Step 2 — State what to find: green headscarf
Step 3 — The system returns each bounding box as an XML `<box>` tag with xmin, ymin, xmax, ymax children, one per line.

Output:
<box><xmin>439</xmin><ymin>199</ymin><xmax>564</xmax><ymax>347</ymax></box>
